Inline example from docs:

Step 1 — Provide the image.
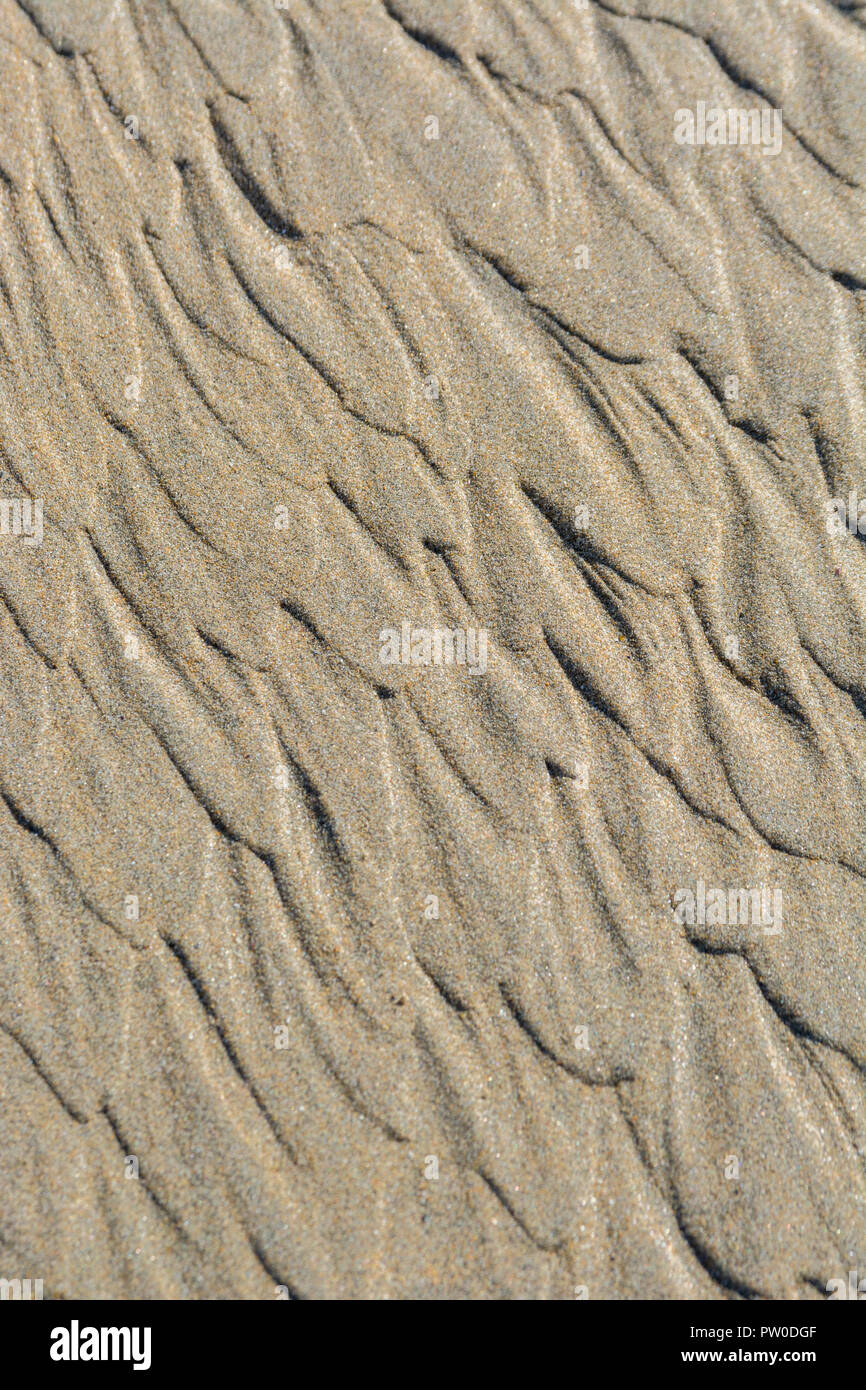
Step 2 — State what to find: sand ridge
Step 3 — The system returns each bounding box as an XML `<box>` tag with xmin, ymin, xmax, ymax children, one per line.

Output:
<box><xmin>0</xmin><ymin>0</ymin><xmax>865</xmax><ymax>1298</ymax></box>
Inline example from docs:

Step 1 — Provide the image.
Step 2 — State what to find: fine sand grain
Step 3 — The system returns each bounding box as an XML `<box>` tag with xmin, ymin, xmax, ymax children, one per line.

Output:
<box><xmin>0</xmin><ymin>0</ymin><xmax>865</xmax><ymax>1299</ymax></box>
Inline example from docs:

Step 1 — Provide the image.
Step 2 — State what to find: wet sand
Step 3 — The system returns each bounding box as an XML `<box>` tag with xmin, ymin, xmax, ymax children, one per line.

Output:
<box><xmin>1</xmin><ymin>0</ymin><xmax>865</xmax><ymax>1298</ymax></box>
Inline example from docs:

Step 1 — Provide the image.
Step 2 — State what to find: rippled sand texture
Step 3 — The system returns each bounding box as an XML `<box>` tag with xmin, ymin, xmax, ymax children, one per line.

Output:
<box><xmin>1</xmin><ymin>0</ymin><xmax>865</xmax><ymax>1299</ymax></box>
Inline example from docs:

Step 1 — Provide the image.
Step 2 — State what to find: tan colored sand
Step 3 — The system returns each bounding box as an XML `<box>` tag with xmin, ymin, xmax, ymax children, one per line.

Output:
<box><xmin>0</xmin><ymin>0</ymin><xmax>865</xmax><ymax>1298</ymax></box>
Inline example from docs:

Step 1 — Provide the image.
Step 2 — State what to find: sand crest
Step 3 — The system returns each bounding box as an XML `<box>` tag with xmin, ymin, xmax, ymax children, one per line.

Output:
<box><xmin>1</xmin><ymin>0</ymin><xmax>865</xmax><ymax>1299</ymax></box>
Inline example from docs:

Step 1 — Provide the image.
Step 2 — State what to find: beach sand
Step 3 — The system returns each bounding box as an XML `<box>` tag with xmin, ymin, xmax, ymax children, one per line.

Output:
<box><xmin>0</xmin><ymin>0</ymin><xmax>865</xmax><ymax>1298</ymax></box>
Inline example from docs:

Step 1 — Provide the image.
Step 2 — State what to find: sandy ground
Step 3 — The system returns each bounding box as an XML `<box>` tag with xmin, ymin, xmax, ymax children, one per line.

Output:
<box><xmin>0</xmin><ymin>0</ymin><xmax>865</xmax><ymax>1299</ymax></box>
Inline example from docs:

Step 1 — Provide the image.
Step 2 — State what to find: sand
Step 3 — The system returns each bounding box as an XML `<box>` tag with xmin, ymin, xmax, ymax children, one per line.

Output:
<box><xmin>0</xmin><ymin>0</ymin><xmax>865</xmax><ymax>1299</ymax></box>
